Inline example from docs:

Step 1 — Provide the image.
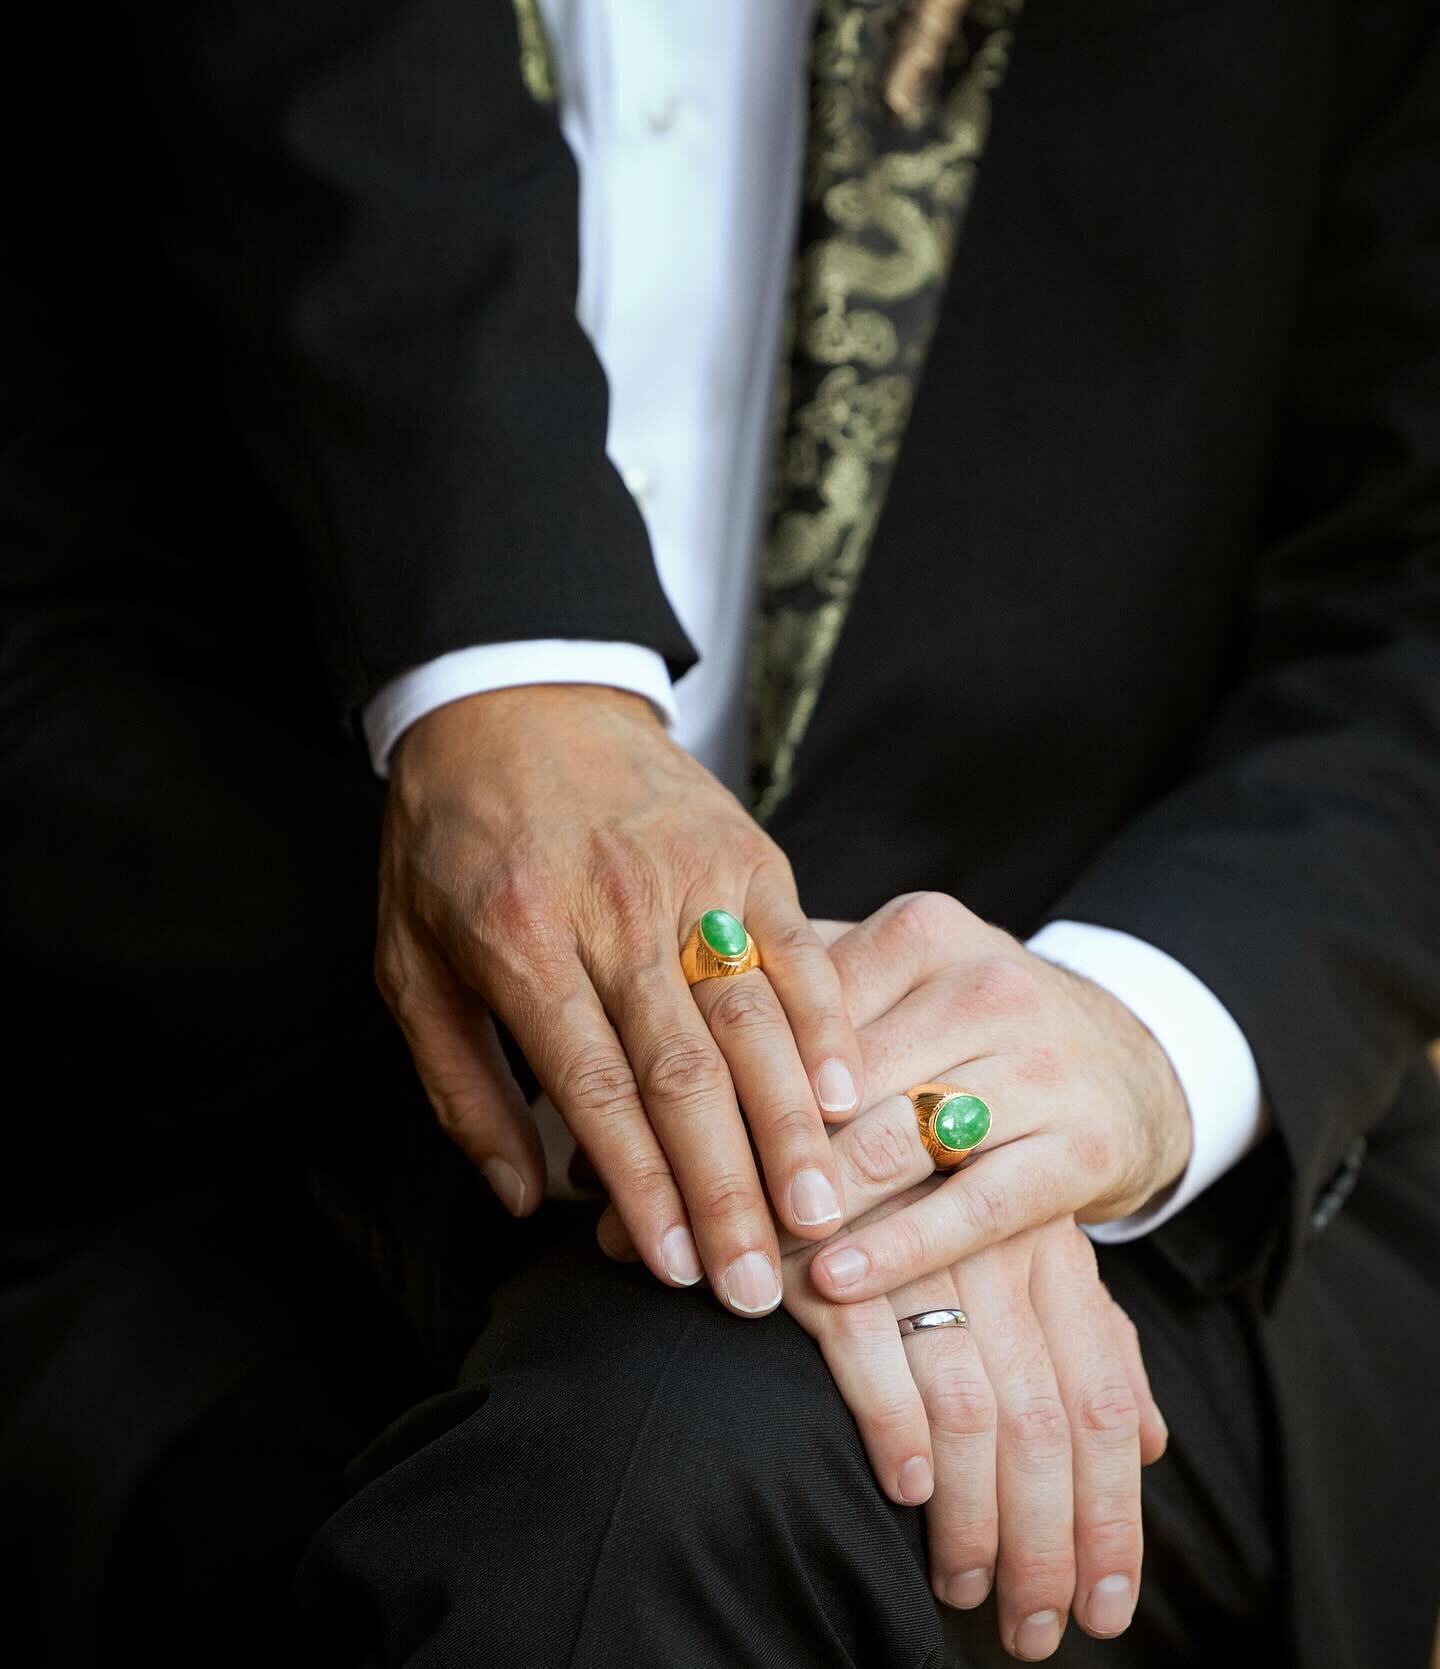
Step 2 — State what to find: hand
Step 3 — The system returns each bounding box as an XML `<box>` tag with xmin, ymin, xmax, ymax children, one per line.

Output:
<box><xmin>774</xmin><ymin>1081</ymin><xmax>1166</xmax><ymax>1659</ymax></box>
<box><xmin>375</xmin><ymin>685</ymin><xmax>863</xmax><ymax>1316</ymax></box>
<box><xmin>803</xmin><ymin>892</ymin><xmax>1194</xmax><ymax>1307</ymax></box>
<box><xmin>784</xmin><ymin>1183</ymin><xmax>1166</xmax><ymax>1660</ymax></box>
<box><xmin>603</xmin><ymin>956</ymin><xmax>1168</xmax><ymax>1659</ymax></box>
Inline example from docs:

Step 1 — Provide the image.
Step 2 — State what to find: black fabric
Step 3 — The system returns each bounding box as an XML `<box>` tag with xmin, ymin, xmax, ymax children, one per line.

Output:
<box><xmin>0</xmin><ymin>1169</ymin><xmax>431</xmax><ymax>1669</ymax></box>
<box><xmin>2</xmin><ymin>0</ymin><xmax>1439</xmax><ymax>1662</ymax></box>
<box><xmin>292</xmin><ymin>1222</ymin><xmax>1291</xmax><ymax>1669</ymax></box>
<box><xmin>0</xmin><ymin>0</ymin><xmax>694</xmax><ymax>736</ymax></box>
<box><xmin>764</xmin><ymin>0</ymin><xmax>1440</xmax><ymax>1318</ymax></box>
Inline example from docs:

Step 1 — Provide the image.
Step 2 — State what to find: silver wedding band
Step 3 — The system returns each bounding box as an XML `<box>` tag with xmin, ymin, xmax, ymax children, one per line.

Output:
<box><xmin>897</xmin><ymin>1307</ymin><xmax>969</xmax><ymax>1336</ymax></box>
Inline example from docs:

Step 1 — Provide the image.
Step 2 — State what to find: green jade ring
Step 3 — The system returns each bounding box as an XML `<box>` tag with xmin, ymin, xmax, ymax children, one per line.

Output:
<box><xmin>681</xmin><ymin>908</ymin><xmax>762</xmax><ymax>985</ymax></box>
<box><xmin>907</xmin><ymin>1084</ymin><xmax>992</xmax><ymax>1171</ymax></box>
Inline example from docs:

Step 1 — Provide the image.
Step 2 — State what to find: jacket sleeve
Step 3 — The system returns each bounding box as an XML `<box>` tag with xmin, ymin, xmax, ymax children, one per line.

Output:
<box><xmin>1035</xmin><ymin>1</ymin><xmax>1440</xmax><ymax>1315</ymax></box>
<box><xmin>115</xmin><ymin>0</ymin><xmax>694</xmax><ymax>724</ymax></box>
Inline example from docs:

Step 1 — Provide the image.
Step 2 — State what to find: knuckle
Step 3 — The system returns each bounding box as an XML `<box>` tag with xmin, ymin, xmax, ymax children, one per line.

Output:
<box><xmin>1008</xmin><ymin>1548</ymin><xmax>1076</xmax><ymax>1596</ymax></box>
<box><xmin>924</xmin><ymin>1371</ymin><xmax>996</xmax><ymax>1439</ymax></box>
<box><xmin>1002</xmin><ymin>1394</ymin><xmax>1071</xmax><ymax>1457</ymax></box>
<box><xmin>486</xmin><ymin>867</ymin><xmax>557</xmax><ymax>944</ymax></box>
<box><xmin>1067</xmin><ymin>1121</ymin><xmax>1115</xmax><ymax>1180</ymax></box>
<box><xmin>1074</xmin><ymin>1381</ymin><xmax>1142</xmax><ymax>1443</ymax></box>
<box><xmin>896</xmin><ymin>889</ymin><xmax>960</xmax><ymax>945</ymax></box>
<box><xmin>423</xmin><ymin>1074</ymin><xmax>492</xmax><ymax>1141</ymax></box>
<box><xmin>1077</xmin><ymin>1505</ymin><xmax>1142</xmax><ymax>1556</ymax></box>
<box><xmin>558</xmin><ymin>1051</ymin><xmax>640</xmax><ymax>1124</ymax></box>
<box><xmin>843</xmin><ymin>1117</ymin><xmax>916</xmax><ymax>1189</ymax></box>
<box><xmin>968</xmin><ymin>952</ymin><xmax>1040</xmax><ymax>1018</ymax></box>
<box><xmin>861</xmin><ymin>1392</ymin><xmax>925</xmax><ymax>1443</ymax></box>
<box><xmin>692</xmin><ymin>1172</ymin><xmax>759</xmax><ymax>1223</ymax></box>
<box><xmin>643</xmin><ymin>1038</ymin><xmax>729</xmax><ymax>1107</ymax></box>
<box><xmin>763</xmin><ymin>1104</ymin><xmax>821</xmax><ymax>1146</ymax></box>
<box><xmin>957</xmin><ymin>1171</ymin><xmax>1012</xmax><ymax>1243</ymax></box>
<box><xmin>763</xmin><ymin>915</ymin><xmax>822</xmax><ymax>961</ymax></box>
<box><xmin>827</xmin><ymin>1302</ymin><xmax>881</xmax><ymax>1347</ymax></box>
<box><xmin>616</xmin><ymin>1159</ymin><xmax>679</xmax><ymax>1204</ymax></box>
<box><xmin>939</xmin><ymin>1517</ymin><xmax>1001</xmax><ymax>1570</ymax></box>
<box><xmin>1016</xmin><ymin>1039</ymin><xmax>1065</xmax><ymax>1090</ymax></box>
<box><xmin>706</xmin><ymin>977</ymin><xmax>779</xmax><ymax>1036</ymax></box>
<box><xmin>586</xmin><ymin>831</ymin><xmax>663</xmax><ymax>939</ymax></box>
<box><xmin>882</xmin><ymin>1211</ymin><xmax>934</xmax><ymax>1279</ymax></box>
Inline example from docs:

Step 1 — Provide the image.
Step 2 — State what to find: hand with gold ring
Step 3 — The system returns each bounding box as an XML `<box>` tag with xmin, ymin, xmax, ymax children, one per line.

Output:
<box><xmin>801</xmin><ymin>894</ymin><xmax>1192</xmax><ymax>1318</ymax></box>
<box><xmin>602</xmin><ymin>1070</ymin><xmax>1170</xmax><ymax>1656</ymax></box>
<box><xmin>377</xmin><ymin>686</ymin><xmax>862</xmax><ymax>1320</ymax></box>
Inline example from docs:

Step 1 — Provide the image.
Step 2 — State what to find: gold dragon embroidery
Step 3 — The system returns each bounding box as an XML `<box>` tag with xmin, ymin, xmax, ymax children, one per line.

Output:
<box><xmin>750</xmin><ymin>0</ymin><xmax>1023</xmax><ymax>821</ymax></box>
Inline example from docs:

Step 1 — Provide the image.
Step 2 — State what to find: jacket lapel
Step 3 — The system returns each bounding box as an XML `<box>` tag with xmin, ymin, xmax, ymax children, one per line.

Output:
<box><xmin>749</xmin><ymin>0</ymin><xmax>1025</xmax><ymax>821</ymax></box>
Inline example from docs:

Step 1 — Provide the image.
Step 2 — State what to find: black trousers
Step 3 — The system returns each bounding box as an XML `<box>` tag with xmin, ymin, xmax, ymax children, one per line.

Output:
<box><xmin>3</xmin><ymin>634</ymin><xmax>1437</xmax><ymax>1667</ymax></box>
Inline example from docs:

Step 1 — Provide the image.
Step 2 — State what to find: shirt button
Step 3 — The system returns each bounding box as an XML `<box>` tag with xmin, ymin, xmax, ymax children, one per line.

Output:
<box><xmin>643</xmin><ymin>94</ymin><xmax>681</xmax><ymax>135</ymax></box>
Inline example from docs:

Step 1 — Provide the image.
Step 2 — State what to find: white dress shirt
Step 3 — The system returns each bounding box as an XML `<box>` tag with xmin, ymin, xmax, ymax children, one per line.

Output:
<box><xmin>364</xmin><ymin>0</ymin><xmax>1269</xmax><ymax>1237</ymax></box>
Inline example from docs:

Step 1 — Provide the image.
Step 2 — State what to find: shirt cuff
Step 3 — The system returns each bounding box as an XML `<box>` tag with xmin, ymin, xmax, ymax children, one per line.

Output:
<box><xmin>361</xmin><ymin>640</ymin><xmax>680</xmax><ymax>777</ymax></box>
<box><xmin>1024</xmin><ymin>919</ymin><xmax>1270</xmax><ymax>1242</ymax></box>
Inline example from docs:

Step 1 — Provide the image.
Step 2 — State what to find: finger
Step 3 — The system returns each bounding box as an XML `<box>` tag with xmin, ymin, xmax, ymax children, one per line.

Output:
<box><xmin>845</xmin><ymin>955</ymin><xmax>1044</xmax><ymax>1107</ymax></box>
<box><xmin>596</xmin><ymin>1202</ymin><xmax>642</xmax><ymax>1262</ymax></box>
<box><xmin>690</xmin><ymin>968</ymin><xmax>848</xmax><ymax>1239</ymax></box>
<box><xmin>810</xmin><ymin>918</ymin><xmax>852</xmax><ymax>947</ymax></box>
<box><xmin>803</xmin><ymin>1293</ymin><xmax>936</xmax><ymax>1508</ymax></box>
<box><xmin>745</xmin><ymin>868</ymin><xmax>863</xmax><ymax>1122</ymax></box>
<box><xmin>965</xmin><ymin>1237</ymin><xmax>1076</xmax><ymax>1662</ymax></box>
<box><xmin>774</xmin><ymin>1093</ymin><xmax>933</xmax><ymax>1260</ymax></box>
<box><xmin>825</xmin><ymin>891</ymin><xmax>997</xmax><ymax>1031</ymax></box>
<box><xmin>896</xmin><ymin>1278</ymin><xmax>999</xmax><ymax>1612</ymax></box>
<box><xmin>1106</xmin><ymin>1292</ymin><xmax>1169</xmax><ymax>1466</ymax></box>
<box><xmin>1031</xmin><ymin>1226</ymin><xmax>1143</xmax><ymax>1643</ymax></box>
<box><xmin>589</xmin><ymin>954</ymin><xmax>783</xmax><ymax>1317</ymax></box>
<box><xmin>498</xmin><ymin>964</ymin><xmax>707</xmax><ymax>1294</ymax></box>
<box><xmin>377</xmin><ymin>932</ymin><xmax>544</xmax><ymax>1215</ymax></box>
<box><xmin>811</xmin><ymin>1120</ymin><xmax>1078</xmax><ymax>1304</ymax></box>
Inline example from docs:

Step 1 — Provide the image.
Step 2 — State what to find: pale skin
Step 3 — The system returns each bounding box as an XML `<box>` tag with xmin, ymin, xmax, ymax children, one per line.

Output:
<box><xmin>603</xmin><ymin>898</ymin><xmax>1189</xmax><ymax>1659</ymax></box>
<box><xmin>380</xmin><ymin>688</ymin><xmax>1193</xmax><ymax>1660</ymax></box>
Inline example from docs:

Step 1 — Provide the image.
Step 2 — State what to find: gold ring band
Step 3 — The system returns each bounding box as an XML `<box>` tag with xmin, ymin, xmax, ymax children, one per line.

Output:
<box><xmin>681</xmin><ymin>909</ymin><xmax>762</xmax><ymax>985</ymax></box>
<box><xmin>906</xmin><ymin>1083</ymin><xmax>993</xmax><ymax>1171</ymax></box>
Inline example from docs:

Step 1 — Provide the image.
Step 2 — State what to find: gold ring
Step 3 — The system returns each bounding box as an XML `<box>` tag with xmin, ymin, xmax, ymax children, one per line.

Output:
<box><xmin>906</xmin><ymin>1083</ymin><xmax>992</xmax><ymax>1171</ymax></box>
<box><xmin>680</xmin><ymin>909</ymin><xmax>762</xmax><ymax>985</ymax></box>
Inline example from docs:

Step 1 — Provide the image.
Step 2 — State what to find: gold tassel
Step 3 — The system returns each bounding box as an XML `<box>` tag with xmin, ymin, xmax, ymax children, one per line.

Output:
<box><xmin>884</xmin><ymin>0</ymin><xmax>973</xmax><ymax>121</ymax></box>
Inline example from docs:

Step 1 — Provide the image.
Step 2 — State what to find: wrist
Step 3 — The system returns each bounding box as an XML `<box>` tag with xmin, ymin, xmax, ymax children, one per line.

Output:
<box><xmin>390</xmin><ymin>683</ymin><xmax>663</xmax><ymax>790</ymax></box>
<box><xmin>1052</xmin><ymin>958</ymin><xmax>1195</xmax><ymax>1210</ymax></box>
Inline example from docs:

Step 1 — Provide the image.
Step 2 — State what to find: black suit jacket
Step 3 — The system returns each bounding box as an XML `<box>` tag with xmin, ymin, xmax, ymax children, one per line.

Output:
<box><xmin>3</xmin><ymin>2</ymin><xmax>1438</xmax><ymax>1654</ymax></box>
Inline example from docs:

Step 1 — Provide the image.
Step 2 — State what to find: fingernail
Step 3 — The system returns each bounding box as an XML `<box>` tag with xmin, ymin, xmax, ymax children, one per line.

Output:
<box><xmin>897</xmin><ymin>1455</ymin><xmax>933</xmax><ymax>1503</ymax></box>
<box><xmin>818</xmin><ymin>1245</ymin><xmax>869</xmax><ymax>1289</ymax></box>
<box><xmin>722</xmin><ymin>1251</ymin><xmax>782</xmax><ymax>1314</ymax></box>
<box><xmin>660</xmin><ymin>1225</ymin><xmax>703</xmax><ymax>1286</ymax></box>
<box><xmin>790</xmin><ymin>1168</ymin><xmax>841</xmax><ymax>1226</ymax></box>
<box><xmin>816</xmin><ymin>1058</ymin><xmax>858</xmax><ymax>1114</ymax></box>
<box><xmin>481</xmin><ymin>1158</ymin><xmax>527</xmax><ymax>1216</ymax></box>
<box><xmin>1014</xmin><ymin>1610</ymin><xmax>1063</xmax><ymax>1660</ymax></box>
<box><xmin>1085</xmin><ymin>1574</ymin><xmax>1134</xmax><ymax>1637</ymax></box>
<box><xmin>944</xmin><ymin>1569</ymin><xmax>992</xmax><ymax>1609</ymax></box>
